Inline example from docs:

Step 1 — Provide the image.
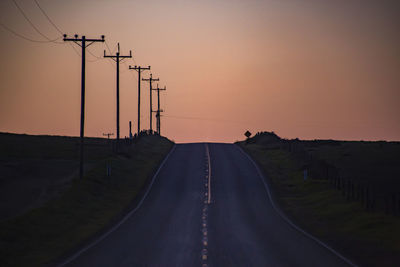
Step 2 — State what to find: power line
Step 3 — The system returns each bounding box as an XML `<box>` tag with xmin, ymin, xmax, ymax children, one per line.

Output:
<box><xmin>86</xmin><ymin>48</ymin><xmax>104</xmax><ymax>62</ymax></box>
<box><xmin>68</xmin><ymin>41</ymin><xmax>105</xmax><ymax>62</ymax></box>
<box><xmin>105</xmin><ymin>40</ymin><xmax>119</xmax><ymax>54</ymax></box>
<box><xmin>87</xmin><ymin>49</ymin><xmax>102</xmax><ymax>59</ymax></box>
<box><xmin>103</xmin><ymin>41</ymin><xmax>123</xmax><ymax>68</ymax></box>
<box><xmin>105</xmin><ymin>41</ymin><xmax>113</xmax><ymax>54</ymax></box>
<box><xmin>96</xmin><ymin>42</ymin><xmax>120</xmax><ymax>69</ymax></box>
<box><xmin>0</xmin><ymin>22</ymin><xmax>60</xmax><ymax>43</ymax></box>
<box><xmin>164</xmin><ymin>115</ymin><xmax>249</xmax><ymax>125</ymax></box>
<box><xmin>11</xmin><ymin>0</ymin><xmax>61</xmax><ymax>43</ymax></box>
<box><xmin>132</xmin><ymin>55</ymin><xmax>137</xmax><ymax>65</ymax></box>
<box><xmin>86</xmin><ymin>55</ymin><xmax>103</xmax><ymax>63</ymax></box>
<box><xmin>68</xmin><ymin>42</ymin><xmax>82</xmax><ymax>57</ymax></box>
<box><xmin>32</xmin><ymin>0</ymin><xmax>84</xmax><ymax>61</ymax></box>
<box><xmin>66</xmin><ymin>41</ymin><xmax>100</xmax><ymax>61</ymax></box>
<box><xmin>123</xmin><ymin>61</ymin><xmax>137</xmax><ymax>81</ymax></box>
<box><xmin>1</xmin><ymin>22</ymin><xmax>80</xmax><ymax>59</ymax></box>
<box><xmin>1</xmin><ymin>0</ymin><xmax>67</xmax><ymax>46</ymax></box>
<box><xmin>33</xmin><ymin>0</ymin><xmax>63</xmax><ymax>34</ymax></box>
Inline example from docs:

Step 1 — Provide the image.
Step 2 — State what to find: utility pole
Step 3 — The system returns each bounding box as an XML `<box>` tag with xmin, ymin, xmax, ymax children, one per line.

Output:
<box><xmin>129</xmin><ymin>121</ymin><xmax>132</xmax><ymax>139</ymax></box>
<box><xmin>104</xmin><ymin>43</ymin><xmax>132</xmax><ymax>145</ymax></box>
<box><xmin>152</xmin><ymin>84</ymin><xmax>166</xmax><ymax>135</ymax></box>
<box><xmin>128</xmin><ymin>65</ymin><xmax>150</xmax><ymax>135</ymax></box>
<box><xmin>63</xmin><ymin>34</ymin><xmax>105</xmax><ymax>179</ymax></box>
<box><xmin>142</xmin><ymin>73</ymin><xmax>159</xmax><ymax>133</ymax></box>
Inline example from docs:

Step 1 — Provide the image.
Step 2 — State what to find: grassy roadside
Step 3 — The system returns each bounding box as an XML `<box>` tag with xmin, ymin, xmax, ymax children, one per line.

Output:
<box><xmin>239</xmin><ymin>141</ymin><xmax>400</xmax><ymax>266</ymax></box>
<box><xmin>0</xmin><ymin>135</ymin><xmax>173</xmax><ymax>267</ymax></box>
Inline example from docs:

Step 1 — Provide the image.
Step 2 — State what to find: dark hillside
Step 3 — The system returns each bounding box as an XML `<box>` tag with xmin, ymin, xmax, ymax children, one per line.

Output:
<box><xmin>0</xmin><ymin>132</ymin><xmax>173</xmax><ymax>267</ymax></box>
<box><xmin>238</xmin><ymin>132</ymin><xmax>400</xmax><ymax>266</ymax></box>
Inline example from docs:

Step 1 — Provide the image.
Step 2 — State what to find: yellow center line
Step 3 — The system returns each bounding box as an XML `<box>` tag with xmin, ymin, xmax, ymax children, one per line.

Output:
<box><xmin>202</xmin><ymin>144</ymin><xmax>212</xmax><ymax>265</ymax></box>
<box><xmin>205</xmin><ymin>144</ymin><xmax>211</xmax><ymax>204</ymax></box>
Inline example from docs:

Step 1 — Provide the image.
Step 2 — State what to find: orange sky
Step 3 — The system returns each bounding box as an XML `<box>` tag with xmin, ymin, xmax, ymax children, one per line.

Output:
<box><xmin>0</xmin><ymin>0</ymin><xmax>399</xmax><ymax>143</ymax></box>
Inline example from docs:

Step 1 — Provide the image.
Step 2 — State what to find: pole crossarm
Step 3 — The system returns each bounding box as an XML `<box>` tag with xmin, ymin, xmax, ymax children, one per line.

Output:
<box><xmin>142</xmin><ymin>73</ymin><xmax>160</xmax><ymax>83</ymax></box>
<box><xmin>63</xmin><ymin>34</ymin><xmax>105</xmax><ymax>46</ymax></box>
<box><xmin>103</xmin><ymin>43</ymin><xmax>132</xmax><ymax>61</ymax></box>
<box><xmin>103</xmin><ymin>133</ymin><xmax>114</xmax><ymax>139</ymax></box>
<box><xmin>152</xmin><ymin>85</ymin><xmax>166</xmax><ymax>91</ymax></box>
<box><xmin>104</xmin><ymin>52</ymin><xmax>132</xmax><ymax>62</ymax></box>
<box><xmin>129</xmin><ymin>65</ymin><xmax>151</xmax><ymax>72</ymax></box>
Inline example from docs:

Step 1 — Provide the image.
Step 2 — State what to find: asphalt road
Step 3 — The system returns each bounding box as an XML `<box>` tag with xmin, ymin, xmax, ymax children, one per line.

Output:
<box><xmin>63</xmin><ymin>143</ymin><xmax>351</xmax><ymax>267</ymax></box>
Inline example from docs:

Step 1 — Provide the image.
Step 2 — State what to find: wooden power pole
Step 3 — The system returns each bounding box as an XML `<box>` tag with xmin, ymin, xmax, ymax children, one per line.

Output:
<box><xmin>104</xmin><ymin>43</ymin><xmax>132</xmax><ymax>145</ymax></box>
<box><xmin>152</xmin><ymin>84</ymin><xmax>166</xmax><ymax>135</ymax></box>
<box><xmin>63</xmin><ymin>34</ymin><xmax>105</xmax><ymax>179</ymax></box>
<box><xmin>142</xmin><ymin>73</ymin><xmax>159</xmax><ymax>133</ymax></box>
<box><xmin>128</xmin><ymin>65</ymin><xmax>150</xmax><ymax>134</ymax></box>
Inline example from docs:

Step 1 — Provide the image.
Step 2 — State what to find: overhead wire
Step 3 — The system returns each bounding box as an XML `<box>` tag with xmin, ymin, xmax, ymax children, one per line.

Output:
<box><xmin>11</xmin><ymin>0</ymin><xmax>62</xmax><ymax>43</ymax></box>
<box><xmin>1</xmin><ymin>19</ymin><xmax>78</xmax><ymax>58</ymax></box>
<box><xmin>71</xmin><ymin>38</ymin><xmax>113</xmax><ymax>63</ymax></box>
<box><xmin>28</xmin><ymin>0</ymin><xmax>85</xmax><ymax>61</ymax></box>
<box><xmin>31</xmin><ymin>0</ymin><xmax>86</xmax><ymax>60</ymax></box>
<box><xmin>8</xmin><ymin>0</ymin><xmax>103</xmax><ymax>60</ymax></box>
<box><xmin>6</xmin><ymin>0</ymin><xmax>141</xmax><ymax>80</ymax></box>
<box><xmin>163</xmin><ymin>115</ymin><xmax>249</xmax><ymax>125</ymax></box>
<box><xmin>1</xmin><ymin>0</ymin><xmax>70</xmax><ymax>50</ymax></box>
<box><xmin>132</xmin><ymin>55</ymin><xmax>137</xmax><ymax>65</ymax></box>
<box><xmin>119</xmin><ymin>62</ymin><xmax>128</xmax><ymax>73</ymax></box>
<box><xmin>103</xmin><ymin>40</ymin><xmax>119</xmax><ymax>68</ymax></box>
<box><xmin>105</xmin><ymin>40</ymin><xmax>113</xmax><ymax>54</ymax></box>
<box><xmin>0</xmin><ymin>22</ymin><xmax>60</xmax><ymax>43</ymax></box>
<box><xmin>86</xmin><ymin>54</ymin><xmax>102</xmax><ymax>63</ymax></box>
<box><xmin>104</xmin><ymin>40</ymin><xmax>139</xmax><ymax>79</ymax></box>
<box><xmin>33</xmin><ymin>0</ymin><xmax>62</xmax><ymax>34</ymax></box>
<box><xmin>123</xmin><ymin>61</ymin><xmax>138</xmax><ymax>81</ymax></box>
<box><xmin>86</xmin><ymin>48</ymin><xmax>103</xmax><ymax>62</ymax></box>
<box><xmin>105</xmin><ymin>40</ymin><xmax>119</xmax><ymax>55</ymax></box>
<box><xmin>111</xmin><ymin>42</ymin><xmax>118</xmax><ymax>54</ymax></box>
<box><xmin>68</xmin><ymin>43</ymin><xmax>81</xmax><ymax>57</ymax></box>
<box><xmin>103</xmin><ymin>41</ymin><xmax>136</xmax><ymax>76</ymax></box>
<box><xmin>0</xmin><ymin>20</ymin><xmax>76</xmax><ymax>59</ymax></box>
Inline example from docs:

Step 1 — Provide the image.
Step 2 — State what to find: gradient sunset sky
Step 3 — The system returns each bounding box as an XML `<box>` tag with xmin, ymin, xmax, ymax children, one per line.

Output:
<box><xmin>0</xmin><ymin>0</ymin><xmax>399</xmax><ymax>143</ymax></box>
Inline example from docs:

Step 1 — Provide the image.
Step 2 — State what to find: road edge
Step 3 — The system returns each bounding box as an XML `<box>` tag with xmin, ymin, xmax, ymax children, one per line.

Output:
<box><xmin>235</xmin><ymin>144</ymin><xmax>357</xmax><ymax>267</ymax></box>
<box><xmin>57</xmin><ymin>144</ymin><xmax>177</xmax><ymax>267</ymax></box>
